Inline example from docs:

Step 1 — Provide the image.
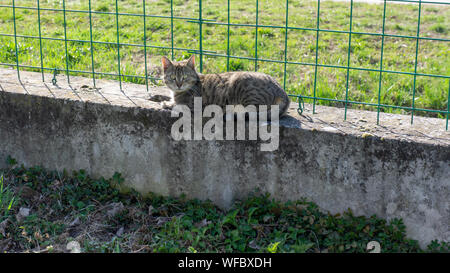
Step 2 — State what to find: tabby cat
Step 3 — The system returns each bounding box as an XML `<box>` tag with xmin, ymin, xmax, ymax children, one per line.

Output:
<box><xmin>161</xmin><ymin>55</ymin><xmax>290</xmax><ymax>117</ymax></box>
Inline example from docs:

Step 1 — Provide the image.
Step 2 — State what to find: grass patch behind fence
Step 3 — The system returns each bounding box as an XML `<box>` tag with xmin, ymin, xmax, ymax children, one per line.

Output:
<box><xmin>0</xmin><ymin>0</ymin><xmax>449</xmax><ymax>119</ymax></box>
<box><xmin>0</xmin><ymin>158</ymin><xmax>448</xmax><ymax>253</ymax></box>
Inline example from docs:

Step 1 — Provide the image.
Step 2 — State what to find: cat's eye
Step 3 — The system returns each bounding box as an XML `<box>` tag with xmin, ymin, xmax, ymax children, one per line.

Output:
<box><xmin>182</xmin><ymin>74</ymin><xmax>187</xmax><ymax>79</ymax></box>
<box><xmin>170</xmin><ymin>75</ymin><xmax>176</xmax><ymax>80</ymax></box>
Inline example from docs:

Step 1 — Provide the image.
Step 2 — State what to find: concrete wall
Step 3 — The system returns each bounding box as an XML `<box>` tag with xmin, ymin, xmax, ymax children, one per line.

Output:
<box><xmin>0</xmin><ymin>69</ymin><xmax>449</xmax><ymax>246</ymax></box>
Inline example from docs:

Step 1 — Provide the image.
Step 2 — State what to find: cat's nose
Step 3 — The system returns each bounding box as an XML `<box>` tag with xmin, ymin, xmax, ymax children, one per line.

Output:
<box><xmin>176</xmin><ymin>82</ymin><xmax>182</xmax><ymax>88</ymax></box>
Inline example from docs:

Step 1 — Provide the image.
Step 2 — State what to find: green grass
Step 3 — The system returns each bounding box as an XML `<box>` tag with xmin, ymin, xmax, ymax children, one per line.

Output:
<box><xmin>0</xmin><ymin>157</ymin><xmax>448</xmax><ymax>253</ymax></box>
<box><xmin>0</xmin><ymin>0</ymin><xmax>449</xmax><ymax>118</ymax></box>
<box><xmin>0</xmin><ymin>173</ymin><xmax>16</xmax><ymax>222</ymax></box>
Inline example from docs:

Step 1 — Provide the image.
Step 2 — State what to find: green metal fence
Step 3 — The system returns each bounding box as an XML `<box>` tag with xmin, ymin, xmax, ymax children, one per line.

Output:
<box><xmin>0</xmin><ymin>0</ymin><xmax>449</xmax><ymax>130</ymax></box>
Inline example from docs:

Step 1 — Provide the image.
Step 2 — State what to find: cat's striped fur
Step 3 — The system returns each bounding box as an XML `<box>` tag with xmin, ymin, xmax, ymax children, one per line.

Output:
<box><xmin>161</xmin><ymin>55</ymin><xmax>290</xmax><ymax>117</ymax></box>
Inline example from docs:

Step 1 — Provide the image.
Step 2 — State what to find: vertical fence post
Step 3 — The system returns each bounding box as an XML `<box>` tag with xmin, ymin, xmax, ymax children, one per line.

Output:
<box><xmin>411</xmin><ymin>0</ymin><xmax>422</xmax><ymax>124</ymax></box>
<box><xmin>376</xmin><ymin>0</ymin><xmax>387</xmax><ymax>125</ymax></box>
<box><xmin>283</xmin><ymin>0</ymin><xmax>289</xmax><ymax>90</ymax></box>
<box><xmin>254</xmin><ymin>0</ymin><xmax>259</xmax><ymax>72</ymax></box>
<box><xmin>62</xmin><ymin>0</ymin><xmax>70</xmax><ymax>84</ymax></box>
<box><xmin>344</xmin><ymin>0</ymin><xmax>354</xmax><ymax>120</ymax></box>
<box><xmin>198</xmin><ymin>0</ymin><xmax>203</xmax><ymax>73</ymax></box>
<box><xmin>170</xmin><ymin>0</ymin><xmax>174</xmax><ymax>59</ymax></box>
<box><xmin>115</xmin><ymin>0</ymin><xmax>122</xmax><ymax>90</ymax></box>
<box><xmin>37</xmin><ymin>0</ymin><xmax>44</xmax><ymax>82</ymax></box>
<box><xmin>143</xmin><ymin>0</ymin><xmax>149</xmax><ymax>92</ymax></box>
<box><xmin>446</xmin><ymin>80</ymin><xmax>450</xmax><ymax>130</ymax></box>
<box><xmin>88</xmin><ymin>0</ymin><xmax>96</xmax><ymax>88</ymax></box>
<box><xmin>312</xmin><ymin>0</ymin><xmax>321</xmax><ymax>114</ymax></box>
<box><xmin>12</xmin><ymin>0</ymin><xmax>20</xmax><ymax>81</ymax></box>
<box><xmin>226</xmin><ymin>0</ymin><xmax>230</xmax><ymax>72</ymax></box>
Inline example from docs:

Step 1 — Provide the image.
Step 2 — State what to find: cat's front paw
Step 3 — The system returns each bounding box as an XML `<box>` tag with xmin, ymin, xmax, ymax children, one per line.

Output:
<box><xmin>161</xmin><ymin>100</ymin><xmax>174</xmax><ymax>110</ymax></box>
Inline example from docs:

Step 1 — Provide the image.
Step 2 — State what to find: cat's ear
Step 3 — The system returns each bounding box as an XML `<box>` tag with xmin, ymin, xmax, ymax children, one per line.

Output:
<box><xmin>187</xmin><ymin>55</ymin><xmax>195</xmax><ymax>70</ymax></box>
<box><xmin>161</xmin><ymin>56</ymin><xmax>173</xmax><ymax>71</ymax></box>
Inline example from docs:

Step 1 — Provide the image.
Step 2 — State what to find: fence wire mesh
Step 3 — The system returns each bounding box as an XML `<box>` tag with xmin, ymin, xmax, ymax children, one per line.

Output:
<box><xmin>0</xmin><ymin>0</ymin><xmax>449</xmax><ymax>129</ymax></box>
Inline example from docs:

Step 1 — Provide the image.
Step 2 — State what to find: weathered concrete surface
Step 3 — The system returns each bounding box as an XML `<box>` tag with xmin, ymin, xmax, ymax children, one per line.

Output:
<box><xmin>0</xmin><ymin>68</ymin><xmax>449</xmax><ymax>247</ymax></box>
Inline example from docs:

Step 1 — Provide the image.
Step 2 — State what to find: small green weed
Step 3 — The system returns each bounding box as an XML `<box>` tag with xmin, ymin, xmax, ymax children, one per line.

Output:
<box><xmin>0</xmin><ymin>174</ymin><xmax>16</xmax><ymax>222</ymax></box>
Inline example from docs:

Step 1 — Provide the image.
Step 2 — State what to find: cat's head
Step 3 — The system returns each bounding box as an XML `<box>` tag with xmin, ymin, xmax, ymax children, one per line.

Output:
<box><xmin>162</xmin><ymin>55</ymin><xmax>199</xmax><ymax>93</ymax></box>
